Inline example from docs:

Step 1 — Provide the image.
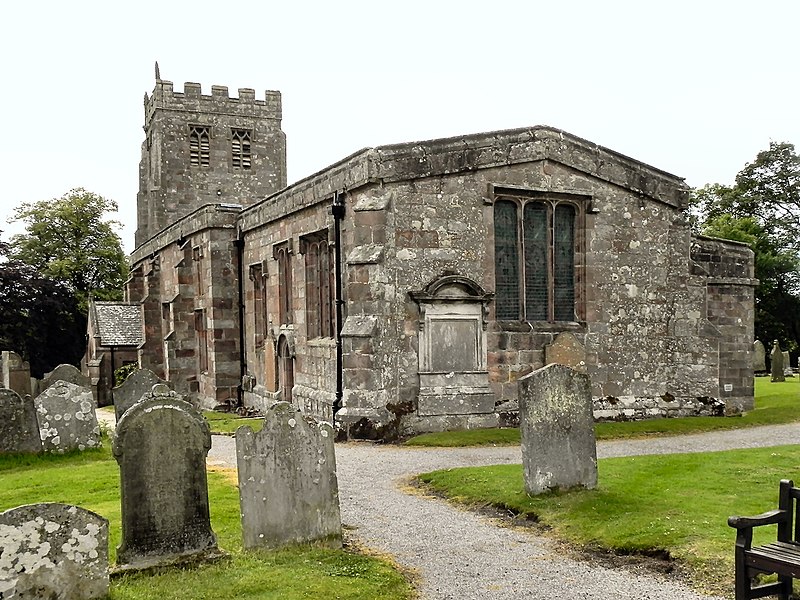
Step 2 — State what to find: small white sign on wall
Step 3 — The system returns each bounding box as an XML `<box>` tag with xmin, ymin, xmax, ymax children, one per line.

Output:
<box><xmin>723</xmin><ymin>384</ymin><xmax>733</xmax><ymax>392</ymax></box>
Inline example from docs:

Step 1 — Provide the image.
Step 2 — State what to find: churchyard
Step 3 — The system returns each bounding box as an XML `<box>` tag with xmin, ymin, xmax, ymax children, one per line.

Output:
<box><xmin>0</xmin><ymin>363</ymin><xmax>798</xmax><ymax>598</ymax></box>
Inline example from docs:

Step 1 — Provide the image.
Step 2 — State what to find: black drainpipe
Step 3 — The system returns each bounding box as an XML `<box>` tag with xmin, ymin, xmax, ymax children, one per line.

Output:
<box><xmin>234</xmin><ymin>236</ymin><xmax>246</xmax><ymax>409</ymax></box>
<box><xmin>331</xmin><ymin>191</ymin><xmax>346</xmax><ymax>419</ymax></box>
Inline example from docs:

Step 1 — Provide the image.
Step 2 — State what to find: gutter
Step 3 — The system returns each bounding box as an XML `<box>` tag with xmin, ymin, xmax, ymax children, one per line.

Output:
<box><xmin>331</xmin><ymin>191</ymin><xmax>346</xmax><ymax>419</ymax></box>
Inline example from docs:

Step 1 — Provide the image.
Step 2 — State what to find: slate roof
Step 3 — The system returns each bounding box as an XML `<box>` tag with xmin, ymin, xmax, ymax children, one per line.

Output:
<box><xmin>92</xmin><ymin>302</ymin><xmax>143</xmax><ymax>347</ymax></box>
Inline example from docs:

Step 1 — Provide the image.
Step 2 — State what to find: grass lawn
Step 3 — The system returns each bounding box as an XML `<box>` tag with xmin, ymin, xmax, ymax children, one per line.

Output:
<box><xmin>406</xmin><ymin>376</ymin><xmax>800</xmax><ymax>447</ymax></box>
<box><xmin>417</xmin><ymin>444</ymin><xmax>800</xmax><ymax>595</ymax></box>
<box><xmin>202</xmin><ymin>411</ymin><xmax>265</xmax><ymax>435</ymax></box>
<box><xmin>0</xmin><ymin>442</ymin><xmax>413</xmax><ymax>600</ymax></box>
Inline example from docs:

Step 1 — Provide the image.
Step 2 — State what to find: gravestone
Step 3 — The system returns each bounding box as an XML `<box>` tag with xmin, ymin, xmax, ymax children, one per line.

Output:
<box><xmin>771</xmin><ymin>341</ymin><xmax>785</xmax><ymax>383</ymax></box>
<box><xmin>0</xmin><ymin>389</ymin><xmax>42</xmax><ymax>454</ymax></box>
<box><xmin>39</xmin><ymin>364</ymin><xmax>90</xmax><ymax>396</ymax></box>
<box><xmin>753</xmin><ymin>340</ymin><xmax>766</xmax><ymax>373</ymax></box>
<box><xmin>35</xmin><ymin>381</ymin><xmax>101</xmax><ymax>453</ymax></box>
<box><xmin>1</xmin><ymin>351</ymin><xmax>32</xmax><ymax>398</ymax></box>
<box><xmin>0</xmin><ymin>503</ymin><xmax>109</xmax><ymax>599</ymax></box>
<box><xmin>236</xmin><ymin>402</ymin><xmax>342</xmax><ymax>550</ymax></box>
<box><xmin>112</xmin><ymin>369</ymin><xmax>169</xmax><ymax>422</ymax></box>
<box><xmin>518</xmin><ymin>363</ymin><xmax>597</xmax><ymax>495</ymax></box>
<box><xmin>113</xmin><ymin>393</ymin><xmax>219</xmax><ymax>569</ymax></box>
<box><xmin>544</xmin><ymin>332</ymin><xmax>587</xmax><ymax>373</ymax></box>
<box><xmin>783</xmin><ymin>351</ymin><xmax>794</xmax><ymax>377</ymax></box>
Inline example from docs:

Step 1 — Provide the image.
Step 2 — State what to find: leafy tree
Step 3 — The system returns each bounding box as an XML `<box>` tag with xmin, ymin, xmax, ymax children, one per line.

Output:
<box><xmin>692</xmin><ymin>142</ymin><xmax>800</xmax><ymax>354</ymax></box>
<box><xmin>0</xmin><ymin>233</ymin><xmax>85</xmax><ymax>377</ymax></box>
<box><xmin>693</xmin><ymin>142</ymin><xmax>800</xmax><ymax>253</ymax></box>
<box><xmin>9</xmin><ymin>188</ymin><xmax>128</xmax><ymax>311</ymax></box>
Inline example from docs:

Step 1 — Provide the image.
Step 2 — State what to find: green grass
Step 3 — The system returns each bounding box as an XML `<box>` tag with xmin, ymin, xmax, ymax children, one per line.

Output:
<box><xmin>417</xmin><ymin>444</ymin><xmax>800</xmax><ymax>595</ymax></box>
<box><xmin>0</xmin><ymin>440</ymin><xmax>413</xmax><ymax>600</ymax></box>
<box><xmin>203</xmin><ymin>411</ymin><xmax>265</xmax><ymax>435</ymax></box>
<box><xmin>405</xmin><ymin>376</ymin><xmax>800</xmax><ymax>447</ymax></box>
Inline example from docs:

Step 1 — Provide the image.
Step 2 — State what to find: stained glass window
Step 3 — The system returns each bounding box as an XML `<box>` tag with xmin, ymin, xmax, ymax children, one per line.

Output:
<box><xmin>493</xmin><ymin>201</ymin><xmax>520</xmax><ymax>319</ymax></box>
<box><xmin>494</xmin><ymin>198</ymin><xmax>577</xmax><ymax>322</ymax></box>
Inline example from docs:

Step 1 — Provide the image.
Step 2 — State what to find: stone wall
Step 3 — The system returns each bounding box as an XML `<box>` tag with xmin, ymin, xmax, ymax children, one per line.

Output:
<box><xmin>127</xmin><ymin>204</ymin><xmax>242</xmax><ymax>409</ymax></box>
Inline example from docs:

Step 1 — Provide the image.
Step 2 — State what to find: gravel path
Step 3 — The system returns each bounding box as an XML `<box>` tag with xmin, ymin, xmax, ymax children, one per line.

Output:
<box><xmin>206</xmin><ymin>423</ymin><xmax>800</xmax><ymax>599</ymax></box>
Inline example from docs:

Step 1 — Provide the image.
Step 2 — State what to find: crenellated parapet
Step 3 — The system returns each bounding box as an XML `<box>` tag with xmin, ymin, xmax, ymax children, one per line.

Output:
<box><xmin>145</xmin><ymin>79</ymin><xmax>282</xmax><ymax>124</ymax></box>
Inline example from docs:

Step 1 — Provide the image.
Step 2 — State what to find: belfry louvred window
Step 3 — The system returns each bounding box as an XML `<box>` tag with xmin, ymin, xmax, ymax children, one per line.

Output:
<box><xmin>231</xmin><ymin>129</ymin><xmax>252</xmax><ymax>169</ymax></box>
<box><xmin>494</xmin><ymin>198</ymin><xmax>577</xmax><ymax>322</ymax></box>
<box><xmin>189</xmin><ymin>126</ymin><xmax>210</xmax><ymax>167</ymax></box>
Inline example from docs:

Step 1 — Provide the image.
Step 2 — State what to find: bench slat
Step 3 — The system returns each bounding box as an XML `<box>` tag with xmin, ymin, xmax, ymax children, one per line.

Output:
<box><xmin>746</xmin><ymin>542</ymin><xmax>800</xmax><ymax>579</ymax></box>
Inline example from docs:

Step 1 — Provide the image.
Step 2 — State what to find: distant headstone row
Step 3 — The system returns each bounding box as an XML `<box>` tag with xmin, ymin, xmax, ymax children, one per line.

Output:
<box><xmin>0</xmin><ymin>363</ymin><xmax>101</xmax><ymax>455</ymax></box>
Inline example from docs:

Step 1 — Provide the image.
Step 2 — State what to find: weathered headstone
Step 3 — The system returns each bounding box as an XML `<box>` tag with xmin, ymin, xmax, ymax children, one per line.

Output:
<box><xmin>771</xmin><ymin>341</ymin><xmax>785</xmax><ymax>383</ymax></box>
<box><xmin>112</xmin><ymin>369</ymin><xmax>169</xmax><ymax>422</ymax></box>
<box><xmin>0</xmin><ymin>503</ymin><xmax>109</xmax><ymax>599</ymax></box>
<box><xmin>518</xmin><ymin>363</ymin><xmax>597</xmax><ymax>495</ymax></box>
<box><xmin>39</xmin><ymin>364</ymin><xmax>90</xmax><ymax>396</ymax></box>
<box><xmin>753</xmin><ymin>340</ymin><xmax>766</xmax><ymax>373</ymax></box>
<box><xmin>783</xmin><ymin>351</ymin><xmax>794</xmax><ymax>377</ymax></box>
<box><xmin>0</xmin><ymin>389</ymin><xmax>42</xmax><ymax>454</ymax></box>
<box><xmin>236</xmin><ymin>402</ymin><xmax>342</xmax><ymax>550</ymax></box>
<box><xmin>113</xmin><ymin>392</ymin><xmax>219</xmax><ymax>569</ymax></box>
<box><xmin>35</xmin><ymin>381</ymin><xmax>101</xmax><ymax>453</ymax></box>
<box><xmin>1</xmin><ymin>351</ymin><xmax>32</xmax><ymax>398</ymax></box>
<box><xmin>544</xmin><ymin>332</ymin><xmax>587</xmax><ymax>373</ymax></box>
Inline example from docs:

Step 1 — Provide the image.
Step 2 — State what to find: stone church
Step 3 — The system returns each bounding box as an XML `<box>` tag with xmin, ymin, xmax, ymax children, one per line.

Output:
<box><xmin>115</xmin><ymin>73</ymin><xmax>756</xmax><ymax>439</ymax></box>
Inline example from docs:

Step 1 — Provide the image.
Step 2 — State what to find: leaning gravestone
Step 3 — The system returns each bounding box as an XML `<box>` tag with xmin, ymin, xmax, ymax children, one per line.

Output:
<box><xmin>0</xmin><ymin>388</ymin><xmax>42</xmax><ymax>454</ymax></box>
<box><xmin>771</xmin><ymin>341</ymin><xmax>785</xmax><ymax>383</ymax></box>
<box><xmin>112</xmin><ymin>369</ymin><xmax>169</xmax><ymax>422</ymax></box>
<box><xmin>113</xmin><ymin>391</ymin><xmax>219</xmax><ymax>570</ymax></box>
<box><xmin>753</xmin><ymin>340</ymin><xmax>766</xmax><ymax>373</ymax></box>
<box><xmin>35</xmin><ymin>381</ymin><xmax>101</xmax><ymax>453</ymax></box>
<box><xmin>1</xmin><ymin>351</ymin><xmax>32</xmax><ymax>398</ymax></box>
<box><xmin>236</xmin><ymin>402</ymin><xmax>342</xmax><ymax>550</ymax></box>
<box><xmin>39</xmin><ymin>364</ymin><xmax>90</xmax><ymax>396</ymax></box>
<box><xmin>518</xmin><ymin>363</ymin><xmax>597</xmax><ymax>495</ymax></box>
<box><xmin>0</xmin><ymin>503</ymin><xmax>109</xmax><ymax>599</ymax></box>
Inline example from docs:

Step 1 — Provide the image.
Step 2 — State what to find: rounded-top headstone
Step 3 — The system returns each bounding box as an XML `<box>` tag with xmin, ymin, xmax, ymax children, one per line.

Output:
<box><xmin>113</xmin><ymin>396</ymin><xmax>217</xmax><ymax>569</ymax></box>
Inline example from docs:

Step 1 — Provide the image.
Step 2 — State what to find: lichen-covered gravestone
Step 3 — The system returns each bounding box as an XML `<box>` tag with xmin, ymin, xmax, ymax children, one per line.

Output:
<box><xmin>35</xmin><ymin>381</ymin><xmax>101</xmax><ymax>453</ymax></box>
<box><xmin>0</xmin><ymin>389</ymin><xmax>42</xmax><ymax>454</ymax></box>
<box><xmin>753</xmin><ymin>340</ymin><xmax>766</xmax><ymax>373</ymax></box>
<box><xmin>236</xmin><ymin>402</ymin><xmax>342</xmax><ymax>550</ymax></box>
<box><xmin>38</xmin><ymin>364</ymin><xmax>90</xmax><ymax>396</ymax></box>
<box><xmin>112</xmin><ymin>369</ymin><xmax>169</xmax><ymax>422</ymax></box>
<box><xmin>0</xmin><ymin>503</ymin><xmax>109</xmax><ymax>599</ymax></box>
<box><xmin>771</xmin><ymin>341</ymin><xmax>785</xmax><ymax>383</ymax></box>
<box><xmin>518</xmin><ymin>363</ymin><xmax>597</xmax><ymax>495</ymax></box>
<box><xmin>113</xmin><ymin>392</ymin><xmax>219</xmax><ymax>570</ymax></box>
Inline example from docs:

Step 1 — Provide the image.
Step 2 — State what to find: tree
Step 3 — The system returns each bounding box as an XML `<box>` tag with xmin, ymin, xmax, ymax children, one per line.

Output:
<box><xmin>691</xmin><ymin>142</ymin><xmax>800</xmax><ymax>354</ymax></box>
<box><xmin>693</xmin><ymin>142</ymin><xmax>800</xmax><ymax>253</ymax></box>
<box><xmin>9</xmin><ymin>188</ymin><xmax>128</xmax><ymax>311</ymax></box>
<box><xmin>0</xmin><ymin>233</ymin><xmax>85</xmax><ymax>377</ymax></box>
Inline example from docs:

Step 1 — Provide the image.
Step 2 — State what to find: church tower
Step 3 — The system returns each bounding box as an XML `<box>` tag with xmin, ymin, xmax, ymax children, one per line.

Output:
<box><xmin>135</xmin><ymin>65</ymin><xmax>287</xmax><ymax>247</ymax></box>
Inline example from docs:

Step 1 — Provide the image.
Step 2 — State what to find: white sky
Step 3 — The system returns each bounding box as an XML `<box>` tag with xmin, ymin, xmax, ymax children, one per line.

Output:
<box><xmin>1</xmin><ymin>1</ymin><xmax>798</xmax><ymax>253</ymax></box>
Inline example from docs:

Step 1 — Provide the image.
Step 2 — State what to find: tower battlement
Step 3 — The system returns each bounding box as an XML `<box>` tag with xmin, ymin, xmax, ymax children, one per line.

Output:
<box><xmin>145</xmin><ymin>79</ymin><xmax>282</xmax><ymax>124</ymax></box>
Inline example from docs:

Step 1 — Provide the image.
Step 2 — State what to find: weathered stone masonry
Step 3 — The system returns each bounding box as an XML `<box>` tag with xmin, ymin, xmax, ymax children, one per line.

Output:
<box><xmin>123</xmin><ymin>76</ymin><xmax>756</xmax><ymax>436</ymax></box>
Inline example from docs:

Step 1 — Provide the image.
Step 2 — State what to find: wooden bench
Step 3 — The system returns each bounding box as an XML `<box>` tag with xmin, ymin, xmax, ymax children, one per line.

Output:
<box><xmin>728</xmin><ymin>479</ymin><xmax>800</xmax><ymax>600</ymax></box>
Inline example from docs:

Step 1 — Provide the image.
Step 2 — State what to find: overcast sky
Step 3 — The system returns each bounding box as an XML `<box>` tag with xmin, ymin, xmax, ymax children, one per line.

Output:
<box><xmin>2</xmin><ymin>1</ymin><xmax>798</xmax><ymax>253</ymax></box>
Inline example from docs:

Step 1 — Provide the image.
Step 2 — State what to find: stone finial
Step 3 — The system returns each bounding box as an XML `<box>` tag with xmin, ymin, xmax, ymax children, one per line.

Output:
<box><xmin>155</xmin><ymin>61</ymin><xmax>160</xmax><ymax>81</ymax></box>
